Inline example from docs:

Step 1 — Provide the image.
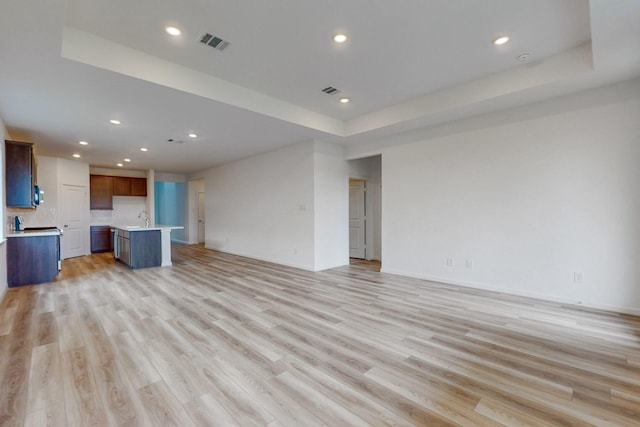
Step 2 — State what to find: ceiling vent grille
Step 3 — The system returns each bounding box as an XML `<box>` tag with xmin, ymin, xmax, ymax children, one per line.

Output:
<box><xmin>200</xmin><ymin>33</ymin><xmax>230</xmax><ymax>51</ymax></box>
<box><xmin>322</xmin><ymin>86</ymin><xmax>340</xmax><ymax>95</ymax></box>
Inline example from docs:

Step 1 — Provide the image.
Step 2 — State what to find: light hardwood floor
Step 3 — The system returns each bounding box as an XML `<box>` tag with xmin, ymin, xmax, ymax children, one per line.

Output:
<box><xmin>1</xmin><ymin>244</ymin><xmax>640</xmax><ymax>426</ymax></box>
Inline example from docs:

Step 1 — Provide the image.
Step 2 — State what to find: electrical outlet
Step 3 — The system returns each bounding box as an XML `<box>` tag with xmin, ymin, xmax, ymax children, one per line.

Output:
<box><xmin>446</xmin><ymin>257</ymin><xmax>454</xmax><ymax>267</ymax></box>
<box><xmin>574</xmin><ymin>272</ymin><xmax>584</xmax><ymax>283</ymax></box>
<box><xmin>466</xmin><ymin>260</ymin><xmax>473</xmax><ymax>269</ymax></box>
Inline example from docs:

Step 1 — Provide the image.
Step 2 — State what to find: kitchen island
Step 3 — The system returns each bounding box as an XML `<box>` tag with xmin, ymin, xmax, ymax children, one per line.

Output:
<box><xmin>112</xmin><ymin>225</ymin><xmax>184</xmax><ymax>268</ymax></box>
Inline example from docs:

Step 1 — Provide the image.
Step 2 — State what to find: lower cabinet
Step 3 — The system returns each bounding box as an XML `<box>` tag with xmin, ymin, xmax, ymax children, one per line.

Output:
<box><xmin>90</xmin><ymin>226</ymin><xmax>114</xmax><ymax>253</ymax></box>
<box><xmin>115</xmin><ymin>229</ymin><xmax>161</xmax><ymax>269</ymax></box>
<box><xmin>7</xmin><ymin>235</ymin><xmax>59</xmax><ymax>287</ymax></box>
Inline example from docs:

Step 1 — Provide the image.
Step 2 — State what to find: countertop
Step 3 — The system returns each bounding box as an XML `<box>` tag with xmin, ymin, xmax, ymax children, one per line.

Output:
<box><xmin>111</xmin><ymin>225</ymin><xmax>184</xmax><ymax>232</ymax></box>
<box><xmin>7</xmin><ymin>230</ymin><xmax>61</xmax><ymax>238</ymax></box>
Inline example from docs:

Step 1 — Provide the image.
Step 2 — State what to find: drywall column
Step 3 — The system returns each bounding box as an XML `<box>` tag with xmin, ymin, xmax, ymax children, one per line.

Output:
<box><xmin>313</xmin><ymin>141</ymin><xmax>349</xmax><ymax>270</ymax></box>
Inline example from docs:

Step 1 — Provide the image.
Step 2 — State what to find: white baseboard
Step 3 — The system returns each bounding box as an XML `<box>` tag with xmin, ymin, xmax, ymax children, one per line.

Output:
<box><xmin>381</xmin><ymin>267</ymin><xmax>640</xmax><ymax>317</ymax></box>
<box><xmin>203</xmin><ymin>245</ymin><xmax>316</xmax><ymax>271</ymax></box>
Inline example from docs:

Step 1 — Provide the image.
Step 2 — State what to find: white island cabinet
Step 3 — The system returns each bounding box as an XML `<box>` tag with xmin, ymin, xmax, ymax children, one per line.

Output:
<box><xmin>112</xmin><ymin>225</ymin><xmax>184</xmax><ymax>268</ymax></box>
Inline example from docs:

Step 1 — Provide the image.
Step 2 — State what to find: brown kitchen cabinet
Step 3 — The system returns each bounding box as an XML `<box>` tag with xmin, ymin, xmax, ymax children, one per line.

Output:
<box><xmin>130</xmin><ymin>177</ymin><xmax>147</xmax><ymax>196</ymax></box>
<box><xmin>5</xmin><ymin>140</ymin><xmax>35</xmax><ymax>208</ymax></box>
<box><xmin>112</xmin><ymin>177</ymin><xmax>131</xmax><ymax>195</ymax></box>
<box><xmin>112</xmin><ymin>176</ymin><xmax>147</xmax><ymax>196</ymax></box>
<box><xmin>90</xmin><ymin>175</ymin><xmax>147</xmax><ymax>209</ymax></box>
<box><xmin>90</xmin><ymin>175</ymin><xmax>113</xmax><ymax>210</ymax></box>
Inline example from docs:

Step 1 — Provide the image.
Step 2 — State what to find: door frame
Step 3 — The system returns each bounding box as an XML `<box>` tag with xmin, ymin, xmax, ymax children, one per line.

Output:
<box><xmin>186</xmin><ymin>179</ymin><xmax>205</xmax><ymax>244</ymax></box>
<box><xmin>348</xmin><ymin>176</ymin><xmax>374</xmax><ymax>261</ymax></box>
<box><xmin>197</xmin><ymin>191</ymin><xmax>205</xmax><ymax>243</ymax></box>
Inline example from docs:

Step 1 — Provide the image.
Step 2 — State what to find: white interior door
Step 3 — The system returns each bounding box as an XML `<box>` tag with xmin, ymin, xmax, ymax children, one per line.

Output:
<box><xmin>197</xmin><ymin>191</ymin><xmax>205</xmax><ymax>243</ymax></box>
<box><xmin>349</xmin><ymin>180</ymin><xmax>366</xmax><ymax>258</ymax></box>
<box><xmin>61</xmin><ymin>184</ymin><xmax>86</xmax><ymax>259</ymax></box>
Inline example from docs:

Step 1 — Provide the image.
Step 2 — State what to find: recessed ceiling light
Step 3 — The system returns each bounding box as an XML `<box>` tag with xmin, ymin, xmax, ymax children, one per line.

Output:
<box><xmin>333</xmin><ymin>33</ymin><xmax>347</xmax><ymax>43</ymax></box>
<box><xmin>109</xmin><ymin>119</ymin><xmax>121</xmax><ymax>125</ymax></box>
<box><xmin>339</xmin><ymin>97</ymin><xmax>350</xmax><ymax>104</ymax></box>
<box><xmin>72</xmin><ymin>153</ymin><xmax>81</xmax><ymax>158</ymax></box>
<box><xmin>188</xmin><ymin>133</ymin><xmax>198</xmax><ymax>138</ymax></box>
<box><xmin>493</xmin><ymin>36</ymin><xmax>510</xmax><ymax>46</ymax></box>
<box><xmin>140</xmin><ymin>147</ymin><xmax>148</xmax><ymax>152</ymax></box>
<box><xmin>166</xmin><ymin>26</ymin><xmax>181</xmax><ymax>36</ymax></box>
<box><xmin>124</xmin><ymin>158</ymin><xmax>131</xmax><ymax>162</ymax></box>
<box><xmin>117</xmin><ymin>163</ymin><xmax>124</xmax><ymax>167</ymax></box>
<box><xmin>78</xmin><ymin>140</ymin><xmax>88</xmax><ymax>145</ymax></box>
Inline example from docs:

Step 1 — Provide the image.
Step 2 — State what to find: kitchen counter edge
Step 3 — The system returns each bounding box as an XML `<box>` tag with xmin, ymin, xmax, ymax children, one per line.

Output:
<box><xmin>7</xmin><ymin>230</ymin><xmax>61</xmax><ymax>238</ymax></box>
<box><xmin>111</xmin><ymin>225</ymin><xmax>184</xmax><ymax>232</ymax></box>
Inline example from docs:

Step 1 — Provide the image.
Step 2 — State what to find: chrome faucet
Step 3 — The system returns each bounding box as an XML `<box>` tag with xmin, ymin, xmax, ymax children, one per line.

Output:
<box><xmin>138</xmin><ymin>210</ymin><xmax>150</xmax><ymax>228</ymax></box>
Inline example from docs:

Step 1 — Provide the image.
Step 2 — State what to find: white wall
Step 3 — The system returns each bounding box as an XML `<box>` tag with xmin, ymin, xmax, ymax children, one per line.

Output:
<box><xmin>381</xmin><ymin>81</ymin><xmax>640</xmax><ymax>314</ymax></box>
<box><xmin>155</xmin><ymin>172</ymin><xmax>187</xmax><ymax>182</ymax></box>
<box><xmin>313</xmin><ymin>141</ymin><xmax>349</xmax><ymax>270</ymax></box>
<box><xmin>203</xmin><ymin>140</ymin><xmax>349</xmax><ymax>271</ymax></box>
<box><xmin>0</xmin><ymin>117</ymin><xmax>8</xmax><ymax>299</ymax></box>
<box><xmin>204</xmin><ymin>141</ymin><xmax>316</xmax><ymax>269</ymax></box>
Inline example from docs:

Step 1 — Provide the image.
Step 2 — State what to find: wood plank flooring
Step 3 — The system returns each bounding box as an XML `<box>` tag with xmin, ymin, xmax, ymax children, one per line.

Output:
<box><xmin>1</xmin><ymin>244</ymin><xmax>640</xmax><ymax>426</ymax></box>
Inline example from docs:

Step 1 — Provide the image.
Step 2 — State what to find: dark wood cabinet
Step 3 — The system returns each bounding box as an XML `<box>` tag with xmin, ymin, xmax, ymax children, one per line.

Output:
<box><xmin>90</xmin><ymin>175</ymin><xmax>147</xmax><ymax>209</ymax></box>
<box><xmin>130</xmin><ymin>177</ymin><xmax>147</xmax><ymax>196</ymax></box>
<box><xmin>112</xmin><ymin>176</ymin><xmax>147</xmax><ymax>196</ymax></box>
<box><xmin>90</xmin><ymin>226</ymin><xmax>114</xmax><ymax>253</ymax></box>
<box><xmin>90</xmin><ymin>175</ymin><xmax>113</xmax><ymax>210</ymax></box>
<box><xmin>5</xmin><ymin>140</ymin><xmax>35</xmax><ymax>208</ymax></box>
<box><xmin>112</xmin><ymin>177</ymin><xmax>131</xmax><ymax>196</ymax></box>
<box><xmin>7</xmin><ymin>235</ymin><xmax>59</xmax><ymax>287</ymax></box>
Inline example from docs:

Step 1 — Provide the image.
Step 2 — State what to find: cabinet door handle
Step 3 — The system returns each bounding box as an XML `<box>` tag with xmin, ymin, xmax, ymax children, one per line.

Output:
<box><xmin>64</xmin><ymin>224</ymin><xmax>69</xmax><ymax>228</ymax></box>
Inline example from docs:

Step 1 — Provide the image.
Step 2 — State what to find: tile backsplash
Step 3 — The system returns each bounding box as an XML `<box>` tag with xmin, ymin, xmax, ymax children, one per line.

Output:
<box><xmin>7</xmin><ymin>206</ymin><xmax>58</xmax><ymax>231</ymax></box>
<box><xmin>90</xmin><ymin>196</ymin><xmax>148</xmax><ymax>226</ymax></box>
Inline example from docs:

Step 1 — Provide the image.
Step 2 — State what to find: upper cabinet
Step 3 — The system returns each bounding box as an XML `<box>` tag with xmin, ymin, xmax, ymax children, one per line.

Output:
<box><xmin>112</xmin><ymin>176</ymin><xmax>147</xmax><ymax>197</ymax></box>
<box><xmin>5</xmin><ymin>140</ymin><xmax>35</xmax><ymax>208</ymax></box>
<box><xmin>90</xmin><ymin>175</ymin><xmax>113</xmax><ymax>210</ymax></box>
<box><xmin>130</xmin><ymin>178</ymin><xmax>147</xmax><ymax>196</ymax></box>
<box><xmin>90</xmin><ymin>174</ymin><xmax>147</xmax><ymax>210</ymax></box>
<box><xmin>112</xmin><ymin>176</ymin><xmax>130</xmax><ymax>196</ymax></box>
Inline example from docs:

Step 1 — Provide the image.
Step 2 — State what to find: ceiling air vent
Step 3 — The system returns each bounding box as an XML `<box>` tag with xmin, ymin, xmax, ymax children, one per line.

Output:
<box><xmin>200</xmin><ymin>33</ymin><xmax>230</xmax><ymax>51</ymax></box>
<box><xmin>322</xmin><ymin>86</ymin><xmax>340</xmax><ymax>95</ymax></box>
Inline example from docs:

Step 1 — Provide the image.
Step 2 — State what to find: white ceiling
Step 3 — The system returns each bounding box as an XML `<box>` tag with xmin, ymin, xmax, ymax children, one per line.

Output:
<box><xmin>1</xmin><ymin>0</ymin><xmax>639</xmax><ymax>174</ymax></box>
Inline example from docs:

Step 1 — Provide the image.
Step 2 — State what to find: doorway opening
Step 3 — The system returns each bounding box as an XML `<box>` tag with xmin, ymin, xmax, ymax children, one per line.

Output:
<box><xmin>187</xmin><ymin>178</ymin><xmax>205</xmax><ymax>244</ymax></box>
<box><xmin>347</xmin><ymin>154</ymin><xmax>381</xmax><ymax>263</ymax></box>
<box><xmin>349</xmin><ymin>179</ymin><xmax>366</xmax><ymax>259</ymax></box>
